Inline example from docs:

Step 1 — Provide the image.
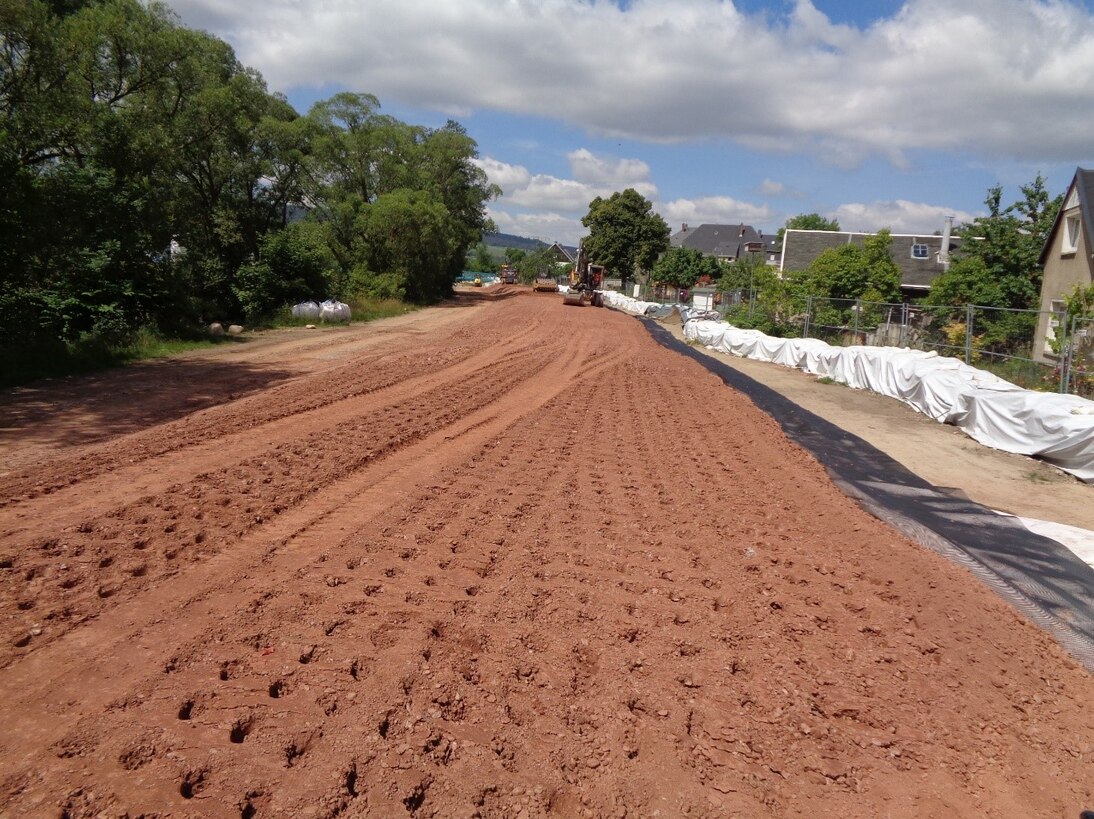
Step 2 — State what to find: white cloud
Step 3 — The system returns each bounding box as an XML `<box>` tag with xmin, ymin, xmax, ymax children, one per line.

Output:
<box><xmin>659</xmin><ymin>196</ymin><xmax>774</xmax><ymax>231</ymax></box>
<box><xmin>474</xmin><ymin>152</ymin><xmax>659</xmax><ymax>238</ymax></box>
<box><xmin>168</xmin><ymin>0</ymin><xmax>1094</xmax><ymax>164</ymax></box>
<box><xmin>830</xmin><ymin>200</ymin><xmax>977</xmax><ymax>233</ymax></box>
<box><xmin>471</xmin><ymin>157</ymin><xmax>530</xmax><ymax>195</ymax></box>
<box><xmin>567</xmin><ymin>149</ymin><xmax>652</xmax><ymax>186</ymax></box>
<box><xmin>757</xmin><ymin>179</ymin><xmax>786</xmax><ymax>196</ymax></box>
<box><xmin>487</xmin><ymin>208</ymin><xmax>585</xmax><ymax>246</ymax></box>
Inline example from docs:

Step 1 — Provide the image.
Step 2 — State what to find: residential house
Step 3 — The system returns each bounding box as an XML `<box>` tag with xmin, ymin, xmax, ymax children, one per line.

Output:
<box><xmin>671</xmin><ymin>223</ymin><xmax>780</xmax><ymax>265</ymax></box>
<box><xmin>779</xmin><ymin>227</ymin><xmax>960</xmax><ymax>300</ymax></box>
<box><xmin>1033</xmin><ymin>167</ymin><xmax>1094</xmax><ymax>364</ymax></box>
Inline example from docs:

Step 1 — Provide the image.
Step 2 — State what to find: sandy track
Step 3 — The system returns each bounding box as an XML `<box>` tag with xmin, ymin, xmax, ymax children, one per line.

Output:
<box><xmin>0</xmin><ymin>290</ymin><xmax>1091</xmax><ymax>818</ymax></box>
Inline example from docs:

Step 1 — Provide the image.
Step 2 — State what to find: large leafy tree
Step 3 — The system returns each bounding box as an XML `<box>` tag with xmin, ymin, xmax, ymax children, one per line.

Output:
<box><xmin>927</xmin><ymin>177</ymin><xmax>1062</xmax><ymax>311</ymax></box>
<box><xmin>581</xmin><ymin>188</ymin><xmax>669</xmax><ymax>281</ymax></box>
<box><xmin>305</xmin><ymin>96</ymin><xmax>497</xmax><ymax>302</ymax></box>
<box><xmin>651</xmin><ymin>247</ymin><xmax>720</xmax><ymax>289</ymax></box>
<box><xmin>806</xmin><ymin>229</ymin><xmax>901</xmax><ymax>303</ymax></box>
<box><xmin>0</xmin><ymin>0</ymin><xmax>501</xmax><ymax>383</ymax></box>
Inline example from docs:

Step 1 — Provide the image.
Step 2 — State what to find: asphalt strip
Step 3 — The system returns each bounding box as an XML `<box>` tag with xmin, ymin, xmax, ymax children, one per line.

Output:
<box><xmin>643</xmin><ymin>318</ymin><xmax>1094</xmax><ymax>673</ymax></box>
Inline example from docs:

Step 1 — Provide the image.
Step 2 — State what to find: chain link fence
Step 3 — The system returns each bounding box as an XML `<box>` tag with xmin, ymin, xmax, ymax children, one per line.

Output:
<box><xmin>1062</xmin><ymin>315</ymin><xmax>1094</xmax><ymax>398</ymax></box>
<box><xmin>601</xmin><ymin>280</ymin><xmax>1094</xmax><ymax>396</ymax></box>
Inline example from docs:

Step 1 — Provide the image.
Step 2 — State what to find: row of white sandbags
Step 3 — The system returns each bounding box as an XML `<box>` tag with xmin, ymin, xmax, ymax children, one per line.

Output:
<box><xmin>291</xmin><ymin>300</ymin><xmax>352</xmax><ymax>321</ymax></box>
<box><xmin>604</xmin><ymin>292</ymin><xmax>1094</xmax><ymax>483</ymax></box>
<box><xmin>600</xmin><ymin>290</ymin><xmax>664</xmax><ymax>316</ymax></box>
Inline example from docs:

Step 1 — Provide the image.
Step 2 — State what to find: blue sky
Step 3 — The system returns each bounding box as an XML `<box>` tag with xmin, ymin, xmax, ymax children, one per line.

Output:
<box><xmin>169</xmin><ymin>0</ymin><xmax>1094</xmax><ymax>245</ymax></box>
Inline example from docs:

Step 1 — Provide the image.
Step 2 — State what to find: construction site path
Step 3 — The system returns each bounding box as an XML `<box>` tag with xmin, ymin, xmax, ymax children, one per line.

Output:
<box><xmin>0</xmin><ymin>287</ymin><xmax>1091</xmax><ymax>818</ymax></box>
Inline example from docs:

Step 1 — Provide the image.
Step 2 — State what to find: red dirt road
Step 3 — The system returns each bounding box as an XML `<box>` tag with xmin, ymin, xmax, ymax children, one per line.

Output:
<box><xmin>1</xmin><ymin>289</ymin><xmax>1091</xmax><ymax>818</ymax></box>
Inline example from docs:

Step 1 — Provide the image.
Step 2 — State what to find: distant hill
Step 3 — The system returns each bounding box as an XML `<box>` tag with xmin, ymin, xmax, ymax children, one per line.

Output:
<box><xmin>483</xmin><ymin>232</ymin><xmax>548</xmax><ymax>252</ymax></box>
<box><xmin>482</xmin><ymin>232</ymin><xmax>577</xmax><ymax>257</ymax></box>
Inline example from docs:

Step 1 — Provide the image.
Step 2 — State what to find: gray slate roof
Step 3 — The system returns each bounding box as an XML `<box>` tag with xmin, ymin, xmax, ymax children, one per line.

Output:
<box><xmin>670</xmin><ymin>224</ymin><xmax>777</xmax><ymax>261</ymax></box>
<box><xmin>780</xmin><ymin>230</ymin><xmax>961</xmax><ymax>290</ymax></box>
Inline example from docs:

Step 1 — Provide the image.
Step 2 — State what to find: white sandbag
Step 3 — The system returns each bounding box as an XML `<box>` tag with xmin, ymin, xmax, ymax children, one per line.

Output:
<box><xmin>291</xmin><ymin>301</ymin><xmax>321</xmax><ymax>320</ymax></box>
<box><xmin>319</xmin><ymin>300</ymin><xmax>352</xmax><ymax>322</ymax></box>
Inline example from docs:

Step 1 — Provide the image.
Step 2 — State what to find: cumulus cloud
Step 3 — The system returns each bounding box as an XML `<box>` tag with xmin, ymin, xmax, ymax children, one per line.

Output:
<box><xmin>168</xmin><ymin>0</ymin><xmax>1094</xmax><ymax>164</ymax></box>
<box><xmin>486</xmin><ymin>208</ymin><xmax>585</xmax><ymax>246</ymax></box>
<box><xmin>659</xmin><ymin>196</ymin><xmax>774</xmax><ymax>231</ymax></box>
<box><xmin>830</xmin><ymin>200</ymin><xmax>978</xmax><ymax>233</ymax></box>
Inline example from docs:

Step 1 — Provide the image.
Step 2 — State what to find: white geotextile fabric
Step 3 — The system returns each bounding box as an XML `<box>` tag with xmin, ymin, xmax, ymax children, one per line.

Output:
<box><xmin>1003</xmin><ymin>514</ymin><xmax>1094</xmax><ymax>570</ymax></box>
<box><xmin>602</xmin><ymin>292</ymin><xmax>1094</xmax><ymax>483</ymax></box>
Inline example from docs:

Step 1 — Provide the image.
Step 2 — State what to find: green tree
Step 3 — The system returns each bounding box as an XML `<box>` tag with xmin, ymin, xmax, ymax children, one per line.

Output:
<box><xmin>233</xmin><ymin>221</ymin><xmax>337</xmax><ymax>321</ymax></box>
<box><xmin>806</xmin><ymin>229</ymin><xmax>901</xmax><ymax>303</ymax></box>
<box><xmin>777</xmin><ymin>212</ymin><xmax>840</xmax><ymax>243</ymax></box>
<box><xmin>353</xmin><ymin>188</ymin><xmax>456</xmax><ymax>303</ymax></box>
<box><xmin>468</xmin><ymin>243</ymin><xmax>496</xmax><ymax>274</ymax></box>
<box><xmin>716</xmin><ymin>253</ymin><xmax>767</xmax><ymax>293</ymax></box>
<box><xmin>928</xmin><ymin>177</ymin><xmax>1062</xmax><ymax>311</ymax></box>
<box><xmin>513</xmin><ymin>244</ymin><xmax>561</xmax><ymax>285</ymax></box>
<box><xmin>651</xmin><ymin>247</ymin><xmax>719</xmax><ymax>289</ymax></box>
<box><xmin>581</xmin><ymin>189</ymin><xmax>669</xmax><ymax>281</ymax></box>
<box><xmin>304</xmin><ymin>95</ymin><xmax>497</xmax><ymax>301</ymax></box>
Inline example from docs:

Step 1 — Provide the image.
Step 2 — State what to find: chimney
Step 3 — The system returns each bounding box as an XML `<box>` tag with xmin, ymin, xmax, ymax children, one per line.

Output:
<box><xmin>738</xmin><ymin>224</ymin><xmax>745</xmax><ymax>238</ymax></box>
<box><xmin>939</xmin><ymin>216</ymin><xmax>953</xmax><ymax>269</ymax></box>
<box><xmin>681</xmin><ymin>223</ymin><xmax>689</xmax><ymax>232</ymax></box>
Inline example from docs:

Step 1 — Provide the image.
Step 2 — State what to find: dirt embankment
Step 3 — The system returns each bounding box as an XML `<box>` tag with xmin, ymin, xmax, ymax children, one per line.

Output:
<box><xmin>0</xmin><ymin>290</ymin><xmax>1090</xmax><ymax>818</ymax></box>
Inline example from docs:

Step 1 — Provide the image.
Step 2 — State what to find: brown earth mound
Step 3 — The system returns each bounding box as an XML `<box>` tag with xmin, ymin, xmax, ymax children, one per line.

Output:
<box><xmin>0</xmin><ymin>294</ymin><xmax>1090</xmax><ymax>818</ymax></box>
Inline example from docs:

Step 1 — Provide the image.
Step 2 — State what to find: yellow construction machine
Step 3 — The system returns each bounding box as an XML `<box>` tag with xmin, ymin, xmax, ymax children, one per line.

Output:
<box><xmin>563</xmin><ymin>247</ymin><xmax>605</xmax><ymax>307</ymax></box>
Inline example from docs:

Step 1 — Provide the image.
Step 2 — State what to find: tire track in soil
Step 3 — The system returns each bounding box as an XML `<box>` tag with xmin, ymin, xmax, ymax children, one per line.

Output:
<box><xmin>0</xmin><ymin>313</ymin><xmax>627</xmax><ymax>816</ymax></box>
<box><xmin>0</xmin><ymin>335</ymin><xmax>595</xmax><ymax>665</ymax></box>
<box><xmin>0</xmin><ymin>325</ymin><xmax>551</xmax><ymax>544</ymax></box>
<box><xmin>0</xmin><ymin>295</ymin><xmax>1092</xmax><ymax>818</ymax></box>
<box><xmin>0</xmin><ymin>303</ymin><xmax>541</xmax><ymax>507</ymax></box>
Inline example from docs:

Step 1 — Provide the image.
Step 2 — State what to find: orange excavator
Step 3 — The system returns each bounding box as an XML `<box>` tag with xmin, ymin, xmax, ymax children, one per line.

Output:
<box><xmin>563</xmin><ymin>246</ymin><xmax>605</xmax><ymax>307</ymax></box>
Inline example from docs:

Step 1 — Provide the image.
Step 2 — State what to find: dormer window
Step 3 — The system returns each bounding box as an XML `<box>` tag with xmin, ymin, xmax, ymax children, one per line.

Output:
<box><xmin>911</xmin><ymin>243</ymin><xmax>929</xmax><ymax>259</ymax></box>
<box><xmin>1062</xmin><ymin>213</ymin><xmax>1080</xmax><ymax>254</ymax></box>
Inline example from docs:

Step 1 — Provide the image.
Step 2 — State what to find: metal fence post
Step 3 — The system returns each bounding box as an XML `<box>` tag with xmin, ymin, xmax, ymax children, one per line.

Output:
<box><xmin>749</xmin><ymin>288</ymin><xmax>755</xmax><ymax>320</ymax></box>
<box><xmin>965</xmin><ymin>304</ymin><xmax>974</xmax><ymax>364</ymax></box>
<box><xmin>1059</xmin><ymin>311</ymin><xmax>1070</xmax><ymax>393</ymax></box>
<box><xmin>804</xmin><ymin>295</ymin><xmax>813</xmax><ymax>339</ymax></box>
<box><xmin>1063</xmin><ymin>314</ymin><xmax>1076</xmax><ymax>394</ymax></box>
<box><xmin>853</xmin><ymin>298</ymin><xmax>861</xmax><ymax>340</ymax></box>
<box><xmin>900</xmin><ymin>303</ymin><xmax>909</xmax><ymax>348</ymax></box>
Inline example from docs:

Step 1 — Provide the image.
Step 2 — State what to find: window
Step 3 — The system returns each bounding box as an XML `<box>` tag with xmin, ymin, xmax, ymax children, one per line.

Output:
<box><xmin>911</xmin><ymin>243</ymin><xmax>929</xmax><ymax>259</ymax></box>
<box><xmin>1062</xmin><ymin>213</ymin><xmax>1080</xmax><ymax>254</ymax></box>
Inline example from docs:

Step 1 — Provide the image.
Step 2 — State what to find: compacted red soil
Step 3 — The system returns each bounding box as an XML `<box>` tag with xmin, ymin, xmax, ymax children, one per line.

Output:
<box><xmin>0</xmin><ymin>289</ymin><xmax>1091</xmax><ymax>818</ymax></box>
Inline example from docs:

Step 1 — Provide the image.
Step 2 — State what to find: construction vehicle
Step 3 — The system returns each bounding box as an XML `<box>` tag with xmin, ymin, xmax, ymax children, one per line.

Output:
<box><xmin>532</xmin><ymin>273</ymin><xmax>558</xmax><ymax>292</ymax></box>
<box><xmin>563</xmin><ymin>246</ymin><xmax>605</xmax><ymax>306</ymax></box>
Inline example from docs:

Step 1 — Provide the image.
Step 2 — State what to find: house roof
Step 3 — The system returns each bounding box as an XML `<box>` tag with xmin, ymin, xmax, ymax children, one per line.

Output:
<box><xmin>780</xmin><ymin>229</ymin><xmax>961</xmax><ymax>290</ymax></box>
<box><xmin>670</xmin><ymin>223</ymin><xmax>775</xmax><ymax>260</ymax></box>
<box><xmin>1039</xmin><ymin>167</ymin><xmax>1094</xmax><ymax>265</ymax></box>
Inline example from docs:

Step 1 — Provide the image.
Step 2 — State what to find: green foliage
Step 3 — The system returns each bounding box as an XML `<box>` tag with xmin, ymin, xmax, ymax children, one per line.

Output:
<box><xmin>468</xmin><ymin>243</ymin><xmax>497</xmax><ymax>274</ymax></box>
<box><xmin>776</xmin><ymin>212</ymin><xmax>840</xmax><ymax>243</ymax></box>
<box><xmin>1060</xmin><ymin>282</ymin><xmax>1094</xmax><ymax>319</ymax></box>
<box><xmin>715</xmin><ymin>254</ymin><xmax>765</xmax><ymax>293</ymax></box>
<box><xmin>927</xmin><ymin>177</ymin><xmax>1062</xmax><ymax>311</ymax></box>
<box><xmin>513</xmin><ymin>244</ymin><xmax>563</xmax><ymax>284</ymax></box>
<box><xmin>1</xmin><ymin>0</ymin><xmax>498</xmax><ymax>380</ymax></box>
<box><xmin>233</xmin><ymin>222</ymin><xmax>337</xmax><ymax>321</ymax></box>
<box><xmin>354</xmin><ymin>189</ymin><xmax>457</xmax><ymax>303</ymax></box>
<box><xmin>804</xmin><ymin>229</ymin><xmax>901</xmax><ymax>303</ymax></box>
<box><xmin>581</xmin><ymin>189</ymin><xmax>670</xmax><ymax>280</ymax></box>
<box><xmin>651</xmin><ymin>247</ymin><xmax>720</xmax><ymax>288</ymax></box>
